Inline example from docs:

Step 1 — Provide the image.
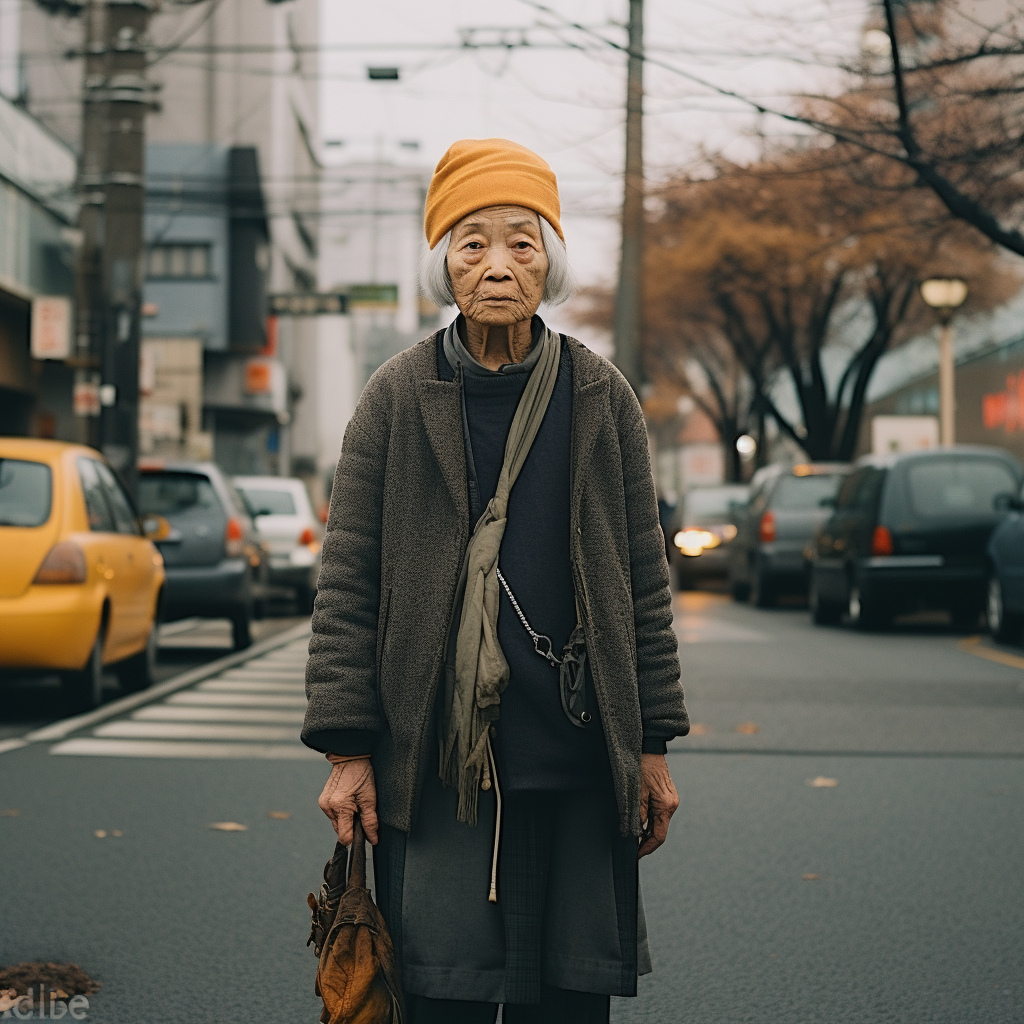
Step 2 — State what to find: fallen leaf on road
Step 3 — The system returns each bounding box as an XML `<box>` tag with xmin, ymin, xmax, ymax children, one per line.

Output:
<box><xmin>0</xmin><ymin>962</ymin><xmax>101</xmax><ymax>1000</ymax></box>
<box><xmin>209</xmin><ymin>821</ymin><xmax>247</xmax><ymax>831</ymax></box>
<box><xmin>0</xmin><ymin>990</ymin><xmax>17</xmax><ymax>1012</ymax></box>
<box><xmin>689</xmin><ymin>724</ymin><xmax>710</xmax><ymax>736</ymax></box>
<box><xmin>93</xmin><ymin>830</ymin><xmax>107</xmax><ymax>838</ymax></box>
<box><xmin>808</xmin><ymin>777</ymin><xmax>839</xmax><ymax>788</ymax></box>
<box><xmin>267</xmin><ymin>811</ymin><xmax>291</xmax><ymax>820</ymax></box>
<box><xmin>802</xmin><ymin>873</ymin><xmax>821</xmax><ymax>881</ymax></box>
<box><xmin>735</xmin><ymin>722</ymin><xmax>760</xmax><ymax>735</ymax></box>
<box><xmin>54</xmin><ymin>990</ymin><xmax>68</xmax><ymax>999</ymax></box>
<box><xmin>111</xmin><ymin>829</ymin><xmax>123</xmax><ymax>837</ymax></box>
<box><xmin>1</xmin><ymin>809</ymin><xmax>19</xmax><ymax>817</ymax></box>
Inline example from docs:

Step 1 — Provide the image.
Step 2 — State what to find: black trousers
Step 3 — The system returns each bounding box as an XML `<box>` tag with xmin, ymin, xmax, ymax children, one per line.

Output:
<box><xmin>405</xmin><ymin>987</ymin><xmax>611</xmax><ymax>1024</ymax></box>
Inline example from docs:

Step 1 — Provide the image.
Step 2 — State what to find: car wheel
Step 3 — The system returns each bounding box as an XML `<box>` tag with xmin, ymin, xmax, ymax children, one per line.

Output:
<box><xmin>987</xmin><ymin>576</ymin><xmax>1021</xmax><ymax>642</ymax></box>
<box><xmin>231</xmin><ymin>608</ymin><xmax>252</xmax><ymax>651</ymax></box>
<box><xmin>751</xmin><ymin>562</ymin><xmax>776</xmax><ymax>609</ymax></box>
<box><xmin>62</xmin><ymin>633</ymin><xmax>105</xmax><ymax>711</ymax></box>
<box><xmin>809</xmin><ymin>573</ymin><xmax>843</xmax><ymax>626</ymax></box>
<box><xmin>118</xmin><ymin>624</ymin><xmax>158</xmax><ymax>693</ymax></box>
<box><xmin>848</xmin><ymin>582</ymin><xmax>889</xmax><ymax>631</ymax></box>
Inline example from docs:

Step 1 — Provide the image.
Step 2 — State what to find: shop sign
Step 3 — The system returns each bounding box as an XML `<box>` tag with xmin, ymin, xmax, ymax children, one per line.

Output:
<box><xmin>244</xmin><ymin>359</ymin><xmax>273</xmax><ymax>395</ymax></box>
<box><xmin>30</xmin><ymin>295</ymin><xmax>72</xmax><ymax>360</ymax></box>
<box><xmin>73</xmin><ymin>379</ymin><xmax>101</xmax><ymax>416</ymax></box>
<box><xmin>242</xmin><ymin>357</ymin><xmax>287</xmax><ymax>413</ymax></box>
<box><xmin>269</xmin><ymin>293</ymin><xmax>348</xmax><ymax>316</ymax></box>
<box><xmin>982</xmin><ymin>372</ymin><xmax>1024</xmax><ymax>433</ymax></box>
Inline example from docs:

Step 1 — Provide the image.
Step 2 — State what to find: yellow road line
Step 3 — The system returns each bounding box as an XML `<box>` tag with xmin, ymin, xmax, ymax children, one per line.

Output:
<box><xmin>958</xmin><ymin>635</ymin><xmax>1024</xmax><ymax>671</ymax></box>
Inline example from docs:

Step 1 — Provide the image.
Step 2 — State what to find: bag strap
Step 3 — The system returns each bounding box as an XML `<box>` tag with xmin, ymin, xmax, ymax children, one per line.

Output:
<box><xmin>347</xmin><ymin>814</ymin><xmax>367</xmax><ymax>889</ymax></box>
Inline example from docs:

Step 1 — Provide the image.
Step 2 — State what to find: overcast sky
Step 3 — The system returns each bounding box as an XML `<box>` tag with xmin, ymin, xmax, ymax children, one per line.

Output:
<box><xmin>319</xmin><ymin>0</ymin><xmax>867</xmax><ymax>327</ymax></box>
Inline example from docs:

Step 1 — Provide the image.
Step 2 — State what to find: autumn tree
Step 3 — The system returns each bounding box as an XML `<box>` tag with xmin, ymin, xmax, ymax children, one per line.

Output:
<box><xmin>783</xmin><ymin>0</ymin><xmax>1024</xmax><ymax>258</ymax></box>
<box><xmin>639</xmin><ymin>150</ymin><xmax>1016</xmax><ymax>464</ymax></box>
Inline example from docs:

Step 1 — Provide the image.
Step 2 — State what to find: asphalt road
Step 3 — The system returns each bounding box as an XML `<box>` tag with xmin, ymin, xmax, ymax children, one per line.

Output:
<box><xmin>1</xmin><ymin>595</ymin><xmax>1022</xmax><ymax>1023</ymax></box>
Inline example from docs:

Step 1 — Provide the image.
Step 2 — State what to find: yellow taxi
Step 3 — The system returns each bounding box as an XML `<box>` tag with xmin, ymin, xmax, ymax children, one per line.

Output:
<box><xmin>0</xmin><ymin>438</ymin><xmax>166</xmax><ymax>710</ymax></box>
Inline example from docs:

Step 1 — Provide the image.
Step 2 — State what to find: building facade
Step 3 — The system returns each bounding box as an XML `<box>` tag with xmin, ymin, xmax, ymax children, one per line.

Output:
<box><xmin>862</xmin><ymin>330</ymin><xmax>1024</xmax><ymax>464</ymax></box>
<box><xmin>8</xmin><ymin>0</ymin><xmax>339</xmax><ymax>486</ymax></box>
<box><xmin>0</xmin><ymin>89</ymin><xmax>77</xmax><ymax>438</ymax></box>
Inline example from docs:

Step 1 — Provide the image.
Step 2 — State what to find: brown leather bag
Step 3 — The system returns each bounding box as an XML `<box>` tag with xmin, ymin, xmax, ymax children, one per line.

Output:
<box><xmin>306</xmin><ymin>816</ymin><xmax>404</xmax><ymax>1024</ymax></box>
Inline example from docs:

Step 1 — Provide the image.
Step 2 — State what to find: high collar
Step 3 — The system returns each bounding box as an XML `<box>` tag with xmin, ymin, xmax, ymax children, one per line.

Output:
<box><xmin>443</xmin><ymin>314</ymin><xmax>546</xmax><ymax>378</ymax></box>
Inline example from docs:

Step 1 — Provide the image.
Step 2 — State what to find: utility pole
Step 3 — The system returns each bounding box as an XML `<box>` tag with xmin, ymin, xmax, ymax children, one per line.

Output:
<box><xmin>75</xmin><ymin>0</ymin><xmax>152</xmax><ymax>500</ymax></box>
<box><xmin>612</xmin><ymin>0</ymin><xmax>644</xmax><ymax>395</ymax></box>
<box><xmin>74</xmin><ymin>0</ymin><xmax>107</xmax><ymax>450</ymax></box>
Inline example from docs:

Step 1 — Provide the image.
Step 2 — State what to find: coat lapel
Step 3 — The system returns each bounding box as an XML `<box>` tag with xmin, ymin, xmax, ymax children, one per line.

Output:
<box><xmin>571</xmin><ymin>376</ymin><xmax>610</xmax><ymax>513</ymax></box>
<box><xmin>416</xmin><ymin>378</ymin><xmax>470</xmax><ymax>525</ymax></box>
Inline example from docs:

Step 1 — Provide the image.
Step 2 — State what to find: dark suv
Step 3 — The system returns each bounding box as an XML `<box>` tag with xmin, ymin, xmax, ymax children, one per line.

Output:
<box><xmin>137</xmin><ymin>462</ymin><xmax>263</xmax><ymax>649</ymax></box>
<box><xmin>728</xmin><ymin>463</ymin><xmax>849</xmax><ymax>606</ymax></box>
<box><xmin>809</xmin><ymin>447</ymin><xmax>1021</xmax><ymax>629</ymax></box>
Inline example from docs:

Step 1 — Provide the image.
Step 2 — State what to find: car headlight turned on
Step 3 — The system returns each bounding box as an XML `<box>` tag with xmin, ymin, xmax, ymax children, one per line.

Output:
<box><xmin>675</xmin><ymin>528</ymin><xmax>717</xmax><ymax>557</ymax></box>
<box><xmin>33</xmin><ymin>541</ymin><xmax>87</xmax><ymax>584</ymax></box>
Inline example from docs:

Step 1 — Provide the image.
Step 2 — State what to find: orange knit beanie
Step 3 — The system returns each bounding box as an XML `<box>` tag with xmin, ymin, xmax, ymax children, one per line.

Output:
<box><xmin>424</xmin><ymin>138</ymin><xmax>563</xmax><ymax>250</ymax></box>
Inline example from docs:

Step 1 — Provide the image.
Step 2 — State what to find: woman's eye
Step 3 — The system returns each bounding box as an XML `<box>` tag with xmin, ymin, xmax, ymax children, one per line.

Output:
<box><xmin>466</xmin><ymin>242</ymin><xmax>483</xmax><ymax>249</ymax></box>
<box><xmin>515</xmin><ymin>242</ymin><xmax>531</xmax><ymax>250</ymax></box>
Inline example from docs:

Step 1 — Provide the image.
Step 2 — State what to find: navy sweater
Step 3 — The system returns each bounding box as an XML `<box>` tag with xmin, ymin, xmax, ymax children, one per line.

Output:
<box><xmin>438</xmin><ymin>326</ymin><xmax>609</xmax><ymax>791</ymax></box>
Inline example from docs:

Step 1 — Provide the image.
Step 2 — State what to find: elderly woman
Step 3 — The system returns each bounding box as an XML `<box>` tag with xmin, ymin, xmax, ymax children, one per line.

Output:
<box><xmin>303</xmin><ymin>138</ymin><xmax>689</xmax><ymax>1024</ymax></box>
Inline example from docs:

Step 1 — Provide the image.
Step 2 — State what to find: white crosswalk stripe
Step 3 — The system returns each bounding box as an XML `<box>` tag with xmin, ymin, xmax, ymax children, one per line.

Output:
<box><xmin>133</xmin><ymin>706</ymin><xmax>306</xmax><ymax>723</ymax></box>
<box><xmin>197</xmin><ymin>680</ymin><xmax>306</xmax><ymax>693</ymax></box>
<box><xmin>167</xmin><ymin>692</ymin><xmax>308</xmax><ymax>706</ymax></box>
<box><xmin>49</xmin><ymin>638</ymin><xmax>320</xmax><ymax>760</ymax></box>
<box><xmin>51</xmin><ymin>739</ymin><xmax>321</xmax><ymax>759</ymax></box>
<box><xmin>94</xmin><ymin>721</ymin><xmax>301</xmax><ymax>741</ymax></box>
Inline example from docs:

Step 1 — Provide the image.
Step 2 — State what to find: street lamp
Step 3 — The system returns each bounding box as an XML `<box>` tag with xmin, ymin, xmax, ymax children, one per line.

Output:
<box><xmin>920</xmin><ymin>278</ymin><xmax>968</xmax><ymax>446</ymax></box>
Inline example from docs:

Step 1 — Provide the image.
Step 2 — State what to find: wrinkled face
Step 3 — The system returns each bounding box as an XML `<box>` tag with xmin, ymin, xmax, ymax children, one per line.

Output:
<box><xmin>446</xmin><ymin>205</ymin><xmax>549</xmax><ymax>325</ymax></box>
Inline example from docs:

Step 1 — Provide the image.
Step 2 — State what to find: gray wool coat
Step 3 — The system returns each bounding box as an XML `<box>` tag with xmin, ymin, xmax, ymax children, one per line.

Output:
<box><xmin>302</xmin><ymin>331</ymin><xmax>689</xmax><ymax>837</ymax></box>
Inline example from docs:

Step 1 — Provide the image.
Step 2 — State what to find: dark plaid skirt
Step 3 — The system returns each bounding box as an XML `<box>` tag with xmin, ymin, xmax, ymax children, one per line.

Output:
<box><xmin>372</xmin><ymin>765</ymin><xmax>650</xmax><ymax>1005</ymax></box>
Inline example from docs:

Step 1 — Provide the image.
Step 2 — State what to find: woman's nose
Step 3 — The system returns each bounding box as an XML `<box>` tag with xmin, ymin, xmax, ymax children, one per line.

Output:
<box><xmin>483</xmin><ymin>254</ymin><xmax>514</xmax><ymax>281</ymax></box>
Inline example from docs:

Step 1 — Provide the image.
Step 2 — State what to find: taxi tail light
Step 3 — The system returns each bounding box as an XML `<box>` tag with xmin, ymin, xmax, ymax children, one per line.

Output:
<box><xmin>225</xmin><ymin>516</ymin><xmax>245</xmax><ymax>557</ymax></box>
<box><xmin>298</xmin><ymin>526</ymin><xmax>316</xmax><ymax>547</ymax></box>
<box><xmin>33</xmin><ymin>541</ymin><xmax>87</xmax><ymax>584</ymax></box>
<box><xmin>871</xmin><ymin>525</ymin><xmax>894</xmax><ymax>556</ymax></box>
<box><xmin>759</xmin><ymin>511</ymin><xmax>776</xmax><ymax>543</ymax></box>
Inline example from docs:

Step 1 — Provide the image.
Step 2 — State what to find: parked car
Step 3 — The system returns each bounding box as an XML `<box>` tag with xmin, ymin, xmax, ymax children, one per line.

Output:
<box><xmin>667</xmin><ymin>484</ymin><xmax>749</xmax><ymax>589</ymax></box>
<box><xmin>985</xmin><ymin>482</ymin><xmax>1024</xmax><ymax>641</ymax></box>
<box><xmin>809</xmin><ymin>446</ymin><xmax>1021</xmax><ymax>630</ymax></box>
<box><xmin>233</xmin><ymin>475</ymin><xmax>322</xmax><ymax>613</ymax></box>
<box><xmin>137</xmin><ymin>461</ymin><xmax>263</xmax><ymax>649</ymax></box>
<box><xmin>0</xmin><ymin>439</ymin><xmax>165</xmax><ymax>709</ymax></box>
<box><xmin>728</xmin><ymin>462</ymin><xmax>850</xmax><ymax>606</ymax></box>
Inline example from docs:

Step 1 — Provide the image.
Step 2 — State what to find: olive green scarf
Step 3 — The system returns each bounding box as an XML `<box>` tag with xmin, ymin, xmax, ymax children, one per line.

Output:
<box><xmin>439</xmin><ymin>324</ymin><xmax>561</xmax><ymax>824</ymax></box>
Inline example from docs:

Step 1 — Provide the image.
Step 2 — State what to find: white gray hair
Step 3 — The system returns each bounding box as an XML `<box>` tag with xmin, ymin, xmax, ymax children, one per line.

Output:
<box><xmin>420</xmin><ymin>215</ymin><xmax>574</xmax><ymax>309</ymax></box>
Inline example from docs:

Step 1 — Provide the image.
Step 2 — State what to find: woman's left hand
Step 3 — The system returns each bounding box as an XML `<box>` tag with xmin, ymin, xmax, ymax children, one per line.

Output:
<box><xmin>638</xmin><ymin>753</ymin><xmax>680</xmax><ymax>859</ymax></box>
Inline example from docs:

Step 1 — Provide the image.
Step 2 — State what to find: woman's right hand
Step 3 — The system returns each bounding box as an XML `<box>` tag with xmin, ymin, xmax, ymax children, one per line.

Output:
<box><xmin>318</xmin><ymin>756</ymin><xmax>379</xmax><ymax>846</ymax></box>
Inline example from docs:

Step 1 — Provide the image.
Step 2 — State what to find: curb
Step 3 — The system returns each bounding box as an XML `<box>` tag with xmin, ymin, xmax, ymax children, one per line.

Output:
<box><xmin>22</xmin><ymin>621</ymin><xmax>312</xmax><ymax>744</ymax></box>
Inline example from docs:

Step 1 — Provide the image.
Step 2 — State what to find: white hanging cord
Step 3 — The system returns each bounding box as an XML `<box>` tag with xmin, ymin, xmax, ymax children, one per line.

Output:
<box><xmin>486</xmin><ymin>732</ymin><xmax>502</xmax><ymax>903</ymax></box>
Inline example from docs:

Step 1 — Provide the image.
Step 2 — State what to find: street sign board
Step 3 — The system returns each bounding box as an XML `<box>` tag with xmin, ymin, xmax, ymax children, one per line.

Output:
<box><xmin>269</xmin><ymin>293</ymin><xmax>348</xmax><ymax>316</ymax></box>
<box><xmin>30</xmin><ymin>295</ymin><xmax>72</xmax><ymax>359</ymax></box>
<box><xmin>348</xmin><ymin>283</ymin><xmax>399</xmax><ymax>307</ymax></box>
